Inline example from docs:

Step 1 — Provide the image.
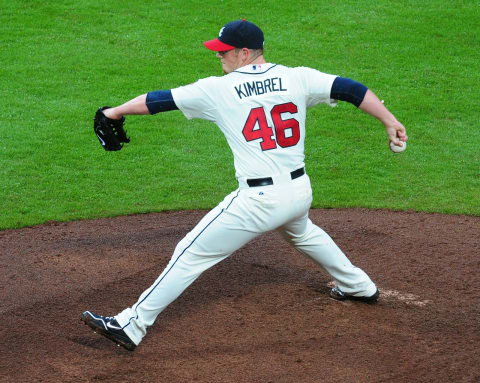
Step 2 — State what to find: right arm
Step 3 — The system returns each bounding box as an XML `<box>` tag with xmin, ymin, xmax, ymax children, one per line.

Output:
<box><xmin>330</xmin><ymin>77</ymin><xmax>407</xmax><ymax>147</ymax></box>
<box><xmin>358</xmin><ymin>89</ymin><xmax>407</xmax><ymax>147</ymax></box>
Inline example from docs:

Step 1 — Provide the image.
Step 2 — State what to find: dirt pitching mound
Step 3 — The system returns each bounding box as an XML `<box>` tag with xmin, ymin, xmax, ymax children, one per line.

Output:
<box><xmin>1</xmin><ymin>209</ymin><xmax>479</xmax><ymax>382</ymax></box>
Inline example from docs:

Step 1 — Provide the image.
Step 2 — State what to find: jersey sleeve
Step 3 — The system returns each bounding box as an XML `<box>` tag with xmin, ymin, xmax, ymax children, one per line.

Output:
<box><xmin>170</xmin><ymin>77</ymin><xmax>218</xmax><ymax>122</ymax></box>
<box><xmin>295</xmin><ymin>67</ymin><xmax>338</xmax><ymax>108</ymax></box>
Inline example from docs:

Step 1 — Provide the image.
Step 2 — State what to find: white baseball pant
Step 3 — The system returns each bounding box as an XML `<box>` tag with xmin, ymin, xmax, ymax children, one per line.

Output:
<box><xmin>115</xmin><ymin>173</ymin><xmax>376</xmax><ymax>345</ymax></box>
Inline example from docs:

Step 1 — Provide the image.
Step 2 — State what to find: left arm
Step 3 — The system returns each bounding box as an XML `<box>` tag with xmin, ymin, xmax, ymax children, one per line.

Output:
<box><xmin>102</xmin><ymin>90</ymin><xmax>179</xmax><ymax>120</ymax></box>
<box><xmin>103</xmin><ymin>94</ymin><xmax>149</xmax><ymax>120</ymax></box>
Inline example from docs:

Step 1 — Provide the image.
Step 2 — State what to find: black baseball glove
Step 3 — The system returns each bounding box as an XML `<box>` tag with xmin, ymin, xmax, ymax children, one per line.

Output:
<box><xmin>93</xmin><ymin>106</ymin><xmax>130</xmax><ymax>151</ymax></box>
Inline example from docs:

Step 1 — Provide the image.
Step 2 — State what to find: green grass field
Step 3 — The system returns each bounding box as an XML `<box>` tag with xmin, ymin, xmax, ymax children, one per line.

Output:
<box><xmin>1</xmin><ymin>0</ymin><xmax>479</xmax><ymax>230</ymax></box>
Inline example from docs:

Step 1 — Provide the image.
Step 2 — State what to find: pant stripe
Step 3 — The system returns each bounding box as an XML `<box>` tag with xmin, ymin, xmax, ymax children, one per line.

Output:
<box><xmin>122</xmin><ymin>190</ymin><xmax>241</xmax><ymax>330</ymax></box>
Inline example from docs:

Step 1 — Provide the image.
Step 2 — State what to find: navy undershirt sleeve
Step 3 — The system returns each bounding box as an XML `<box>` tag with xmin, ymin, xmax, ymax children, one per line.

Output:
<box><xmin>330</xmin><ymin>77</ymin><xmax>368</xmax><ymax>107</ymax></box>
<box><xmin>146</xmin><ymin>90</ymin><xmax>179</xmax><ymax>114</ymax></box>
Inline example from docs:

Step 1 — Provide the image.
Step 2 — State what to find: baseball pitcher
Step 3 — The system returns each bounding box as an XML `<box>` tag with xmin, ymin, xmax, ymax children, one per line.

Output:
<box><xmin>83</xmin><ymin>19</ymin><xmax>408</xmax><ymax>351</ymax></box>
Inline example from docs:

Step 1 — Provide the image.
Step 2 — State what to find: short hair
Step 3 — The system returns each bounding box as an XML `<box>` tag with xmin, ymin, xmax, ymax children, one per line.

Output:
<box><xmin>235</xmin><ymin>48</ymin><xmax>264</xmax><ymax>56</ymax></box>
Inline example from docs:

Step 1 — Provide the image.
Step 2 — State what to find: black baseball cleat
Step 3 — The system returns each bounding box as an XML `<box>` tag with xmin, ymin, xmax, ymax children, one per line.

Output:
<box><xmin>81</xmin><ymin>311</ymin><xmax>136</xmax><ymax>351</ymax></box>
<box><xmin>329</xmin><ymin>286</ymin><xmax>380</xmax><ymax>303</ymax></box>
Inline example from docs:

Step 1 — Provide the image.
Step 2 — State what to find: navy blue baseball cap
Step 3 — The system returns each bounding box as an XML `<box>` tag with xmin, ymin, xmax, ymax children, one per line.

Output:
<box><xmin>204</xmin><ymin>19</ymin><xmax>264</xmax><ymax>51</ymax></box>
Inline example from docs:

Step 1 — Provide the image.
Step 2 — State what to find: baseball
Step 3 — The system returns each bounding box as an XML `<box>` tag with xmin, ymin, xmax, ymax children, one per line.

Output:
<box><xmin>390</xmin><ymin>140</ymin><xmax>406</xmax><ymax>153</ymax></box>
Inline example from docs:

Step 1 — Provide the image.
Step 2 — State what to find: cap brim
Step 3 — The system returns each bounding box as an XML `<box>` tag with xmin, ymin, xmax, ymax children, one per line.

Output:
<box><xmin>203</xmin><ymin>38</ymin><xmax>235</xmax><ymax>51</ymax></box>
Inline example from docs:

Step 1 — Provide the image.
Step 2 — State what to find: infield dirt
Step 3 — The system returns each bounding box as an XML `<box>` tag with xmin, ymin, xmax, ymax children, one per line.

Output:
<box><xmin>1</xmin><ymin>209</ymin><xmax>479</xmax><ymax>382</ymax></box>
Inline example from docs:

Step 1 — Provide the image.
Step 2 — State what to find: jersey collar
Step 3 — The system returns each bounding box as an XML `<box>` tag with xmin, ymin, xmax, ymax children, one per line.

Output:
<box><xmin>233</xmin><ymin>63</ymin><xmax>277</xmax><ymax>75</ymax></box>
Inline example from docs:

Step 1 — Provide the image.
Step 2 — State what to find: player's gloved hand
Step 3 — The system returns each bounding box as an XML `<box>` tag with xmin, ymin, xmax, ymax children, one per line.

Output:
<box><xmin>93</xmin><ymin>106</ymin><xmax>130</xmax><ymax>151</ymax></box>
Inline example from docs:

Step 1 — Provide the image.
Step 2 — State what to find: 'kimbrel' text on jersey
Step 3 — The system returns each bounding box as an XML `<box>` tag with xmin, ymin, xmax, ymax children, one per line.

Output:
<box><xmin>234</xmin><ymin>77</ymin><xmax>287</xmax><ymax>100</ymax></box>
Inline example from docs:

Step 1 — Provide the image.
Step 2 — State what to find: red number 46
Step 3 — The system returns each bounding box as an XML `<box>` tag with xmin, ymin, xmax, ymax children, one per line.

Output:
<box><xmin>242</xmin><ymin>102</ymin><xmax>300</xmax><ymax>151</ymax></box>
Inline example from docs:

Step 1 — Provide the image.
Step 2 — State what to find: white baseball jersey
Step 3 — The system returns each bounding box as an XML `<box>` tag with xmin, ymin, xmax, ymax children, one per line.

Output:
<box><xmin>171</xmin><ymin>64</ymin><xmax>338</xmax><ymax>180</ymax></box>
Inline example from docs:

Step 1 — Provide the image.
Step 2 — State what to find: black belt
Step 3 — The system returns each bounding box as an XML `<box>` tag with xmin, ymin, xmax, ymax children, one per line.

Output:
<box><xmin>246</xmin><ymin>167</ymin><xmax>305</xmax><ymax>187</ymax></box>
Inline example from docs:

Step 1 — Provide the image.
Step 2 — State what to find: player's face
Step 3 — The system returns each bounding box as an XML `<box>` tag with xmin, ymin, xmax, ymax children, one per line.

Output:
<box><xmin>216</xmin><ymin>49</ymin><xmax>243</xmax><ymax>74</ymax></box>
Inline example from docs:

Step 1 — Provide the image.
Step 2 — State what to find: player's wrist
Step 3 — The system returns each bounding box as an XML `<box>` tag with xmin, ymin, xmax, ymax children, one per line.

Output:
<box><xmin>103</xmin><ymin>107</ymin><xmax>123</xmax><ymax>120</ymax></box>
<box><xmin>380</xmin><ymin>114</ymin><xmax>399</xmax><ymax>129</ymax></box>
